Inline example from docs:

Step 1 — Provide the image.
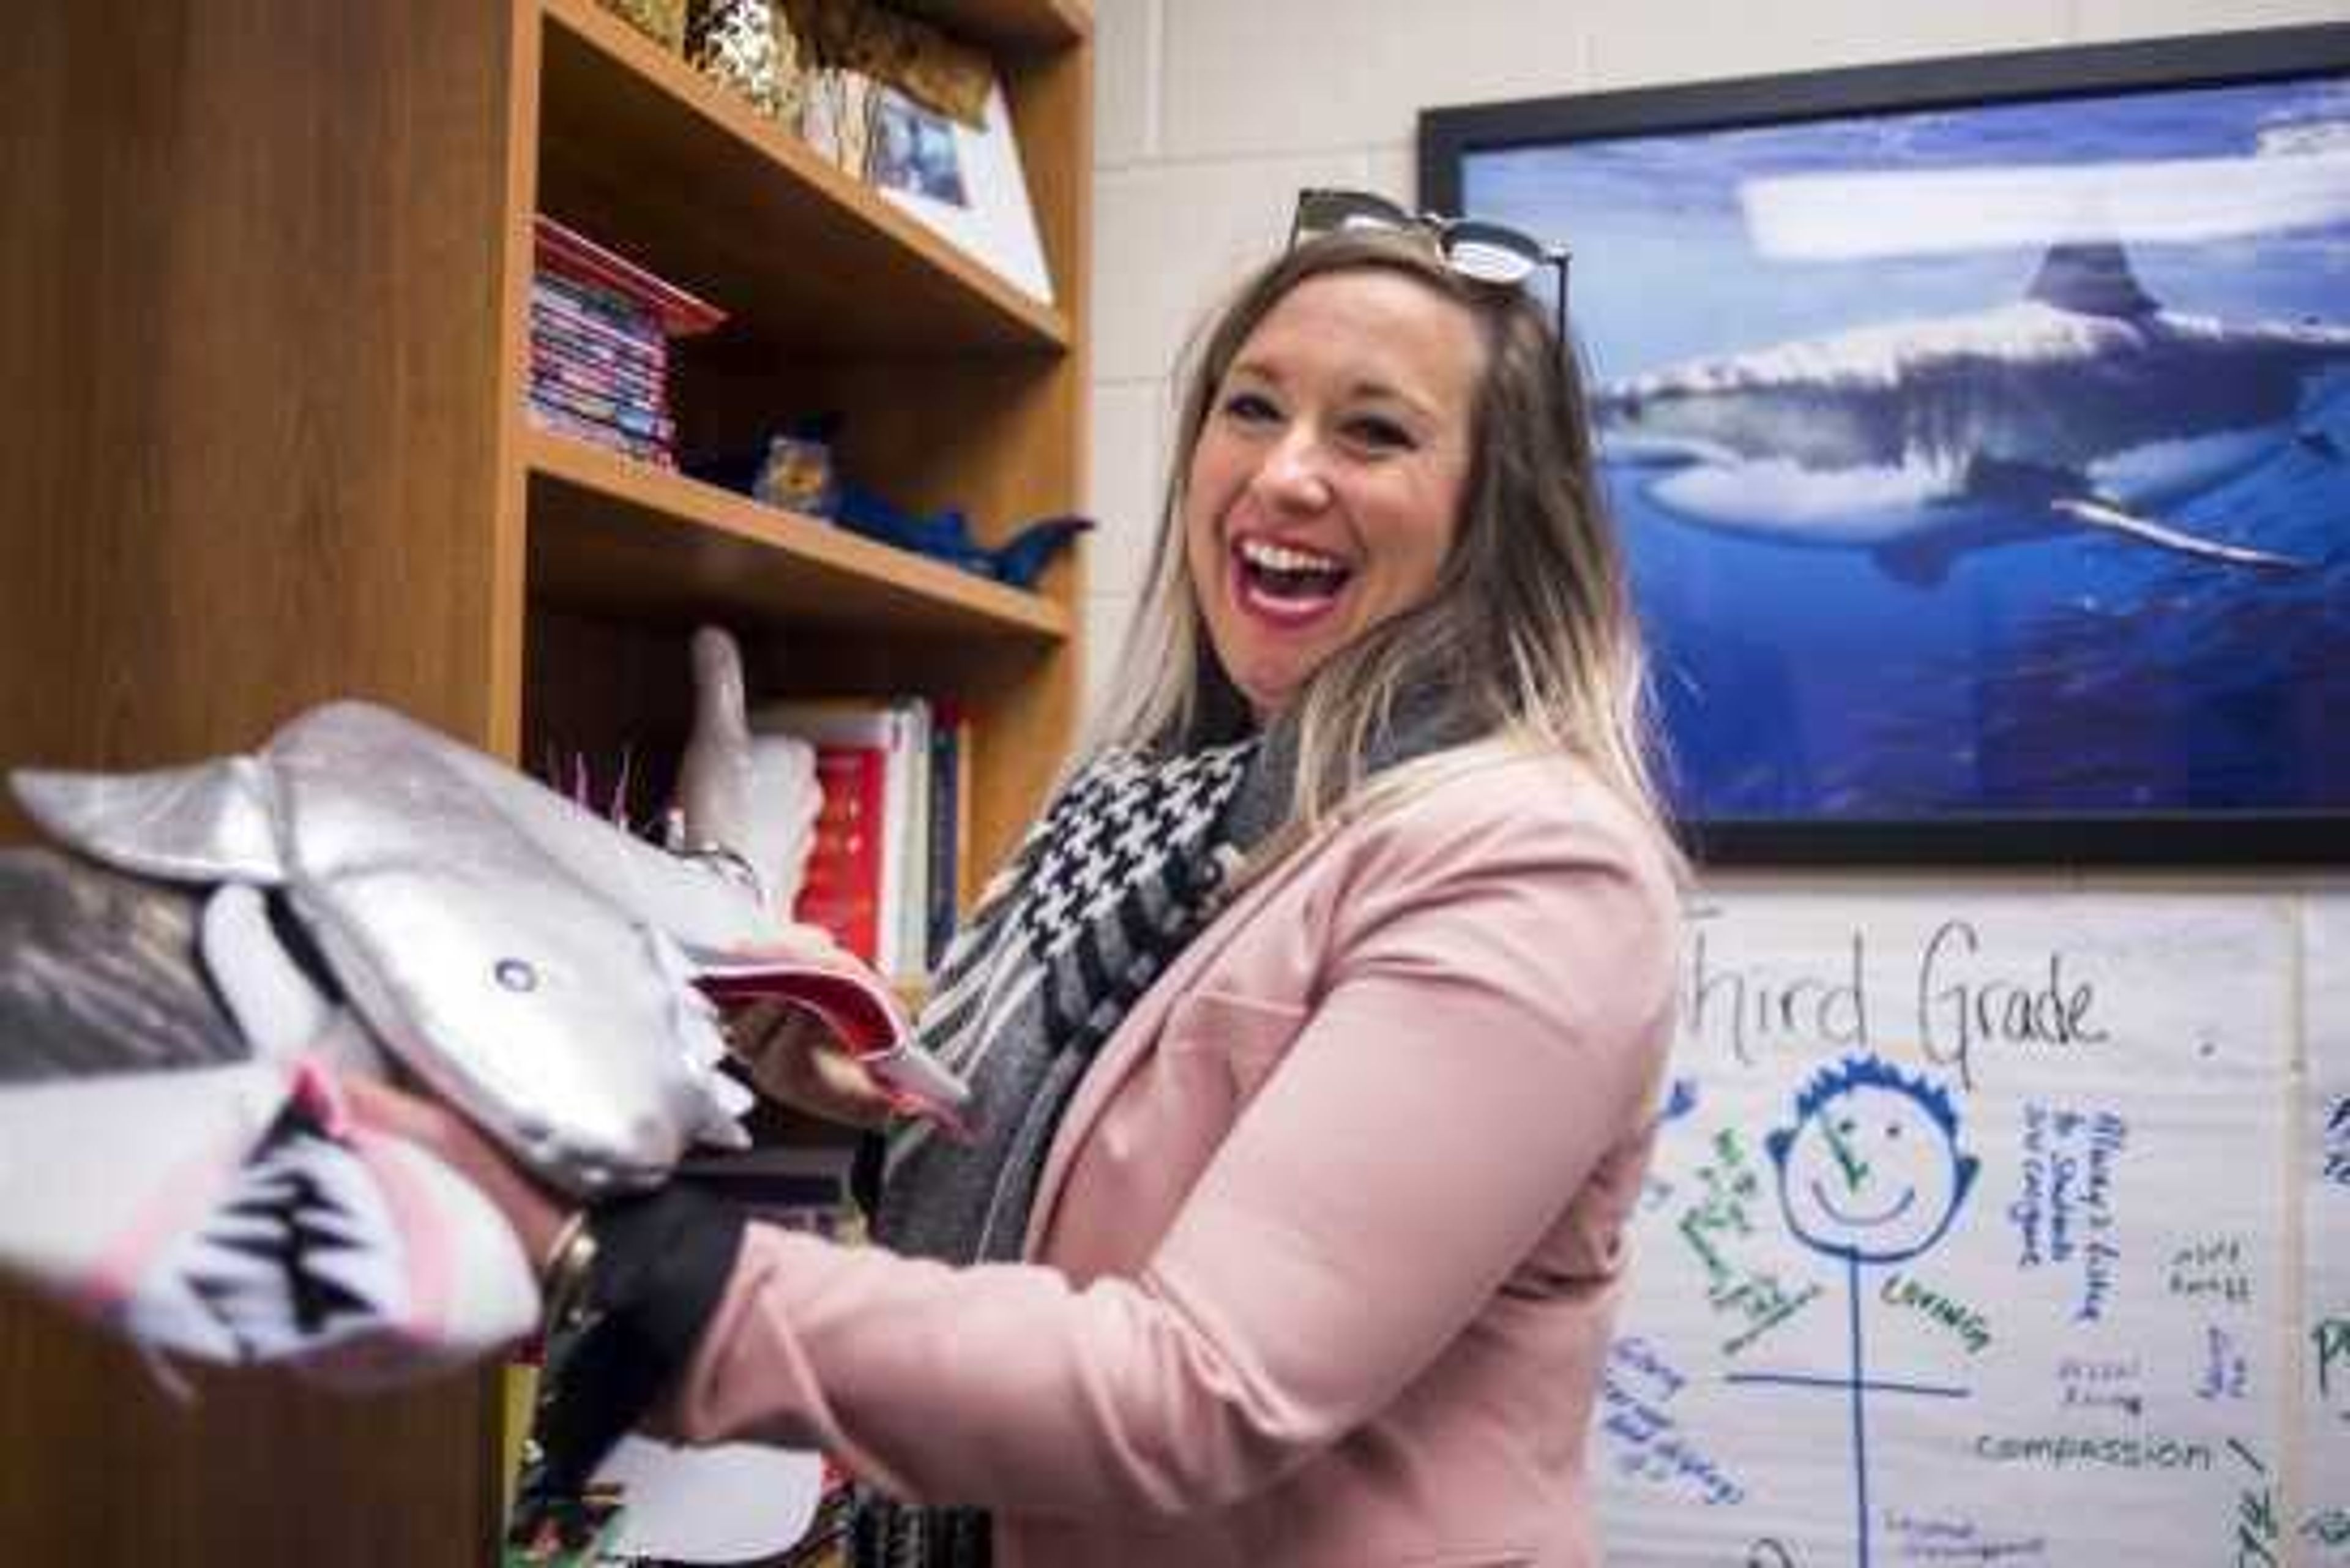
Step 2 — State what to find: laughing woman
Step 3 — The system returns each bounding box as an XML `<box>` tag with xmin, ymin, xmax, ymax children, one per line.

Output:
<box><xmin>357</xmin><ymin>190</ymin><xmax>1684</xmax><ymax>1567</ymax></box>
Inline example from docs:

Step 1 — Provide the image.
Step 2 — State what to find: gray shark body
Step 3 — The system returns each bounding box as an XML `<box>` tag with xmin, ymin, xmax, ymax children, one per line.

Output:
<box><xmin>1595</xmin><ymin>243</ymin><xmax>2348</xmax><ymax>581</ymax></box>
<box><xmin>10</xmin><ymin>701</ymin><xmax>764</xmax><ymax>1196</ymax></box>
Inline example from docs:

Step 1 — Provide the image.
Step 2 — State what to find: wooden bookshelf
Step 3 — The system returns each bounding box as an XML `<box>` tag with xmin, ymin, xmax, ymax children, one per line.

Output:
<box><xmin>527</xmin><ymin>429</ymin><xmax>1072</xmax><ymax>640</ymax></box>
<box><xmin>0</xmin><ymin>1</ymin><xmax>1090</xmax><ymax>1562</ymax></box>
<box><xmin>537</xmin><ymin>0</ymin><xmax>1070</xmax><ymax>354</ymax></box>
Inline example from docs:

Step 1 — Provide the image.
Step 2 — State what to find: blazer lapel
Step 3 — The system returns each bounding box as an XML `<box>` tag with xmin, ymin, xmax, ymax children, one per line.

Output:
<box><xmin>1020</xmin><ymin>740</ymin><xmax>1529</xmax><ymax>1255</ymax></box>
<box><xmin>1020</xmin><ymin>828</ymin><xmax>1334</xmax><ymax>1256</ymax></box>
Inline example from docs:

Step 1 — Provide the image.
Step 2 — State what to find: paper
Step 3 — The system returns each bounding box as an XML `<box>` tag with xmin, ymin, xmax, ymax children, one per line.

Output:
<box><xmin>2300</xmin><ymin>894</ymin><xmax>2350</xmax><ymax>1566</ymax></box>
<box><xmin>1594</xmin><ymin>891</ymin><xmax>2297</xmax><ymax>1564</ymax></box>
<box><xmin>594</xmin><ymin>1435</ymin><xmax>824</xmax><ymax>1562</ymax></box>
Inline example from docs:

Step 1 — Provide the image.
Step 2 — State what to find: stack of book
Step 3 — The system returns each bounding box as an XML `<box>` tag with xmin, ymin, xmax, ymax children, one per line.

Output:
<box><xmin>751</xmin><ymin>696</ymin><xmax>968</xmax><ymax>979</ymax></box>
<box><xmin>527</xmin><ymin>215</ymin><xmax>724</xmax><ymax>466</ymax></box>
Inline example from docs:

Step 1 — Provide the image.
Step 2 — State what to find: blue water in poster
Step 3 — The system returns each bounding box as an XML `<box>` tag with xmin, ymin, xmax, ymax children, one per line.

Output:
<box><xmin>1464</xmin><ymin>77</ymin><xmax>2350</xmax><ymax>821</ymax></box>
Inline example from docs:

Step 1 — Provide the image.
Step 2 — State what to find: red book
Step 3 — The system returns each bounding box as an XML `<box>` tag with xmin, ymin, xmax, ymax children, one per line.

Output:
<box><xmin>532</xmin><ymin>215</ymin><xmax>726</xmax><ymax>338</ymax></box>
<box><xmin>793</xmin><ymin>745</ymin><xmax>887</xmax><ymax>966</ymax></box>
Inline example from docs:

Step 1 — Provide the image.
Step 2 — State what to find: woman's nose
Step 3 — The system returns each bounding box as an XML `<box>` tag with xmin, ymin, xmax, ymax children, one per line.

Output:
<box><xmin>1253</xmin><ymin>428</ymin><xmax>1333</xmax><ymax>512</ymax></box>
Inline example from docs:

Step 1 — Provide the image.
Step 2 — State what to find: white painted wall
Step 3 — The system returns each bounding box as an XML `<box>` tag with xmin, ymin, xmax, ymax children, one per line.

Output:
<box><xmin>1080</xmin><ymin>0</ymin><xmax>2348</xmax><ymax>906</ymax></box>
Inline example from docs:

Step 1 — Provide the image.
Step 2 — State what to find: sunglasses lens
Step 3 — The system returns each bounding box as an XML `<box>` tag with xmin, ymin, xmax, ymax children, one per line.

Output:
<box><xmin>1295</xmin><ymin>189</ymin><xmax>1415</xmax><ymax>244</ymax></box>
<box><xmin>1289</xmin><ymin>193</ymin><xmax>1566</xmax><ymax>334</ymax></box>
<box><xmin>1441</xmin><ymin>222</ymin><xmax>1542</xmax><ymax>286</ymax></box>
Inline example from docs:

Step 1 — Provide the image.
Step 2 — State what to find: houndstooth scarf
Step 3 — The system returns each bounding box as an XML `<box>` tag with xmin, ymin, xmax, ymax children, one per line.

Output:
<box><xmin>854</xmin><ymin>696</ymin><xmax>1469</xmax><ymax>1568</ymax></box>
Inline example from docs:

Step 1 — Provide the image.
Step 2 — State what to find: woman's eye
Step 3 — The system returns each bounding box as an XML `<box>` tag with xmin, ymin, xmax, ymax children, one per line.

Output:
<box><xmin>1221</xmin><ymin>392</ymin><xmax>1280</xmax><ymax>424</ymax></box>
<box><xmin>1346</xmin><ymin>416</ymin><xmax>1415</xmax><ymax>452</ymax></box>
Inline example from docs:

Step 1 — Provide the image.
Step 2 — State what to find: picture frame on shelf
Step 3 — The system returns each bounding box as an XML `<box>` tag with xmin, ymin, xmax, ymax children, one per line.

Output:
<box><xmin>863</xmin><ymin>74</ymin><xmax>1054</xmax><ymax>307</ymax></box>
<box><xmin>1422</xmin><ymin>24</ymin><xmax>2350</xmax><ymax>866</ymax></box>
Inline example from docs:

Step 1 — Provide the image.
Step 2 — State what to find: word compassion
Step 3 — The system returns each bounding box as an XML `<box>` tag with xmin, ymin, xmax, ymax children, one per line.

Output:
<box><xmin>1685</xmin><ymin>916</ymin><xmax>2108</xmax><ymax>1088</ymax></box>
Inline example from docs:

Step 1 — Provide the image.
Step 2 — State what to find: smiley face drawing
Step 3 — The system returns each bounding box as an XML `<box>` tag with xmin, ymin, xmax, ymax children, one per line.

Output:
<box><xmin>1766</xmin><ymin>1056</ymin><xmax>1979</xmax><ymax>1265</ymax></box>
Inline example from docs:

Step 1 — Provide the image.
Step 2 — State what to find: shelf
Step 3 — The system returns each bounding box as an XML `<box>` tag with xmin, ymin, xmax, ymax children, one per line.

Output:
<box><xmin>916</xmin><ymin>0</ymin><xmax>1092</xmax><ymax>51</ymax></box>
<box><xmin>537</xmin><ymin>0</ymin><xmax>1070</xmax><ymax>354</ymax></box>
<box><xmin>524</xmin><ymin>428</ymin><xmax>1070</xmax><ymax>642</ymax></box>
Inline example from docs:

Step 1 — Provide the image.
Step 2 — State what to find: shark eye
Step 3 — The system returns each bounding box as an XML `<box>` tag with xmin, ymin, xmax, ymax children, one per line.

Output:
<box><xmin>494</xmin><ymin>957</ymin><xmax>539</xmax><ymax>993</ymax></box>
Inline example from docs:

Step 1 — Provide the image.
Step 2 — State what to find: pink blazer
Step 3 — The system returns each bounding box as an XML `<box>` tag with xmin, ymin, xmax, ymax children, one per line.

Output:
<box><xmin>665</xmin><ymin>746</ymin><xmax>1681</xmax><ymax>1566</ymax></box>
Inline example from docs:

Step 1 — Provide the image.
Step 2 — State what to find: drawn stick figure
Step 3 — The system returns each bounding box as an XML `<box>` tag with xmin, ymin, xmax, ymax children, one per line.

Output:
<box><xmin>1729</xmin><ymin>1057</ymin><xmax>1980</xmax><ymax>1568</ymax></box>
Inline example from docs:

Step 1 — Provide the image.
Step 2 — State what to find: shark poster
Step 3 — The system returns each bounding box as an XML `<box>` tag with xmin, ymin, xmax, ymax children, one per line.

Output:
<box><xmin>1426</xmin><ymin>29</ymin><xmax>2350</xmax><ymax>862</ymax></box>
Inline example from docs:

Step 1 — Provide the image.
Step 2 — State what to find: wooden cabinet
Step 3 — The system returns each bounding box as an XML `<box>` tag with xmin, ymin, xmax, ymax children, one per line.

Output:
<box><xmin>0</xmin><ymin>1</ymin><xmax>1089</xmax><ymax>1560</ymax></box>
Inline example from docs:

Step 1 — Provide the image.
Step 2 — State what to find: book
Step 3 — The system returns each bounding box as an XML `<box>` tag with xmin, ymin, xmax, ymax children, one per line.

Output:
<box><xmin>893</xmin><ymin>698</ymin><xmax>932</xmax><ymax>979</ymax></box>
<box><xmin>790</xmin><ymin>744</ymin><xmax>886</xmax><ymax>966</ymax></box>
<box><xmin>925</xmin><ymin>701</ymin><xmax>966</xmax><ymax>967</ymax></box>
<box><xmin>531</xmin><ymin>276</ymin><xmax>671</xmax><ymax>355</ymax></box>
<box><xmin>526</xmin><ymin>376</ymin><xmax>677</xmax><ymax>440</ymax></box>
<box><xmin>692</xmin><ymin>930</ymin><xmax>971</xmax><ymax>1133</ymax></box>
<box><xmin>752</xmin><ymin>699</ymin><xmax>934</xmax><ymax>980</ymax></box>
<box><xmin>529</xmin><ymin>330</ymin><xmax>670</xmax><ymax>401</ymax></box>
<box><xmin>524</xmin><ymin>399</ymin><xmax>673</xmax><ymax>465</ymax></box>
<box><xmin>533</xmin><ymin>214</ymin><xmax>726</xmax><ymax>338</ymax></box>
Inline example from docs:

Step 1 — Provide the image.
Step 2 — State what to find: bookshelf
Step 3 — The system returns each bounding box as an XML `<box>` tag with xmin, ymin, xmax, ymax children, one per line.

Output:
<box><xmin>0</xmin><ymin>0</ymin><xmax>1089</xmax><ymax>1561</ymax></box>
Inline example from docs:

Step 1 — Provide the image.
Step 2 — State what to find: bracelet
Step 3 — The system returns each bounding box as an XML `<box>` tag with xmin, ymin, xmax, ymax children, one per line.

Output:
<box><xmin>539</xmin><ymin>1209</ymin><xmax>600</xmax><ymax>1335</ymax></box>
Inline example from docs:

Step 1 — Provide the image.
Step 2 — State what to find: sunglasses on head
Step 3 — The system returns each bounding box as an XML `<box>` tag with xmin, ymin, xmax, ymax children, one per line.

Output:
<box><xmin>1288</xmin><ymin>188</ymin><xmax>1570</xmax><ymax>342</ymax></box>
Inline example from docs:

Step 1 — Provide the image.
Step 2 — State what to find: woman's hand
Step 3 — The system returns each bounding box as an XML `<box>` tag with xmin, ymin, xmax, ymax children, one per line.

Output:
<box><xmin>339</xmin><ymin>1072</ymin><xmax>573</xmax><ymax>1270</ymax></box>
<box><xmin>727</xmin><ymin>999</ymin><xmax>897</xmax><ymax>1130</ymax></box>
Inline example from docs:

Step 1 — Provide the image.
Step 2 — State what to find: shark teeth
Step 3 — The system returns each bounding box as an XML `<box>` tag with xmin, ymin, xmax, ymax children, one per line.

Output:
<box><xmin>1237</xmin><ymin>537</ymin><xmax>1347</xmax><ymax>575</ymax></box>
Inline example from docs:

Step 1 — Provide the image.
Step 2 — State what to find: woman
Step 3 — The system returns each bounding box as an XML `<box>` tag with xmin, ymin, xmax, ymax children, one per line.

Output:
<box><xmin>360</xmin><ymin>192</ymin><xmax>1684</xmax><ymax>1566</ymax></box>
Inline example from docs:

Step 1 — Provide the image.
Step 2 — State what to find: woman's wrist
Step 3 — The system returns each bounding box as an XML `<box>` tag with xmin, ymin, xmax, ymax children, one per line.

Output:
<box><xmin>538</xmin><ymin>1208</ymin><xmax>600</xmax><ymax>1334</ymax></box>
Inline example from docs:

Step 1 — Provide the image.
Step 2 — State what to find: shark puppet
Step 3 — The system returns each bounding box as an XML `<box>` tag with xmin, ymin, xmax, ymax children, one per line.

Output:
<box><xmin>0</xmin><ymin>700</ymin><xmax>967</xmax><ymax>1387</ymax></box>
<box><xmin>1594</xmin><ymin>241</ymin><xmax>2348</xmax><ymax>583</ymax></box>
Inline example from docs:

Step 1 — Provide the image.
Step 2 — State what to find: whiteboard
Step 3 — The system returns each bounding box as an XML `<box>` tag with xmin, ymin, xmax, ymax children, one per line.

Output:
<box><xmin>2302</xmin><ymin>894</ymin><xmax>2350</xmax><ymax>1566</ymax></box>
<box><xmin>1592</xmin><ymin>891</ymin><xmax>2307</xmax><ymax>1566</ymax></box>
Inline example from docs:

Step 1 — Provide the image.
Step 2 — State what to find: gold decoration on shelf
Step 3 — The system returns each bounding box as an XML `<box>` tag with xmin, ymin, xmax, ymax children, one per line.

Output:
<box><xmin>685</xmin><ymin>0</ymin><xmax>808</xmax><ymax>125</ymax></box>
<box><xmin>594</xmin><ymin>0</ymin><xmax>688</xmax><ymax>52</ymax></box>
<box><xmin>779</xmin><ymin>0</ymin><xmax>990</xmax><ymax>127</ymax></box>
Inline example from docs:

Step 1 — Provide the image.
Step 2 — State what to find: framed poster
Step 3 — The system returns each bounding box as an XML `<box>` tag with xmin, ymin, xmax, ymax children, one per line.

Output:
<box><xmin>1423</xmin><ymin>26</ymin><xmax>2350</xmax><ymax>865</ymax></box>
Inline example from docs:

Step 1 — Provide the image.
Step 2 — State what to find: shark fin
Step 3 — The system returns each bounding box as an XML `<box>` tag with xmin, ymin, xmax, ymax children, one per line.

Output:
<box><xmin>1875</xmin><ymin>534</ymin><xmax>1960</xmax><ymax>588</ymax></box>
<box><xmin>2049</xmin><ymin>496</ymin><xmax>2309</xmax><ymax>572</ymax></box>
<box><xmin>2024</xmin><ymin>240</ymin><xmax>2158</xmax><ymax>319</ymax></box>
<box><xmin>10</xmin><ymin>755</ymin><xmax>288</xmax><ymax>885</ymax></box>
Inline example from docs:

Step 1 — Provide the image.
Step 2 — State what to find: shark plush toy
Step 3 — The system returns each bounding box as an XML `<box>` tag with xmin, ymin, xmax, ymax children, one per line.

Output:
<box><xmin>0</xmin><ymin>700</ymin><xmax>967</xmax><ymax>1387</ymax></box>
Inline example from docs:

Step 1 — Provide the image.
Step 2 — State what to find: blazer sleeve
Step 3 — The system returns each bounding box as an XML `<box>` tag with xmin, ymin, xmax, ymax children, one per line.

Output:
<box><xmin>658</xmin><ymin>766</ymin><xmax>1680</xmax><ymax>1520</ymax></box>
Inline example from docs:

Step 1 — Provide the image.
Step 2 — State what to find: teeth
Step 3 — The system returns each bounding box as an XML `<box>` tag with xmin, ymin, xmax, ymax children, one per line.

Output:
<box><xmin>1239</xmin><ymin>538</ymin><xmax>1345</xmax><ymax>573</ymax></box>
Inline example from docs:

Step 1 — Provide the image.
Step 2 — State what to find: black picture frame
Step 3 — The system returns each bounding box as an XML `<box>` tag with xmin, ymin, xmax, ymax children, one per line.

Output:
<box><xmin>1422</xmin><ymin>26</ymin><xmax>2350</xmax><ymax>867</ymax></box>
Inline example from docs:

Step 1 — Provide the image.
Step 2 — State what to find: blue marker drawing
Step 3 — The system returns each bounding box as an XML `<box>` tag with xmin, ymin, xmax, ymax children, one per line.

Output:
<box><xmin>1730</xmin><ymin>1056</ymin><xmax>1981</xmax><ymax>1568</ymax></box>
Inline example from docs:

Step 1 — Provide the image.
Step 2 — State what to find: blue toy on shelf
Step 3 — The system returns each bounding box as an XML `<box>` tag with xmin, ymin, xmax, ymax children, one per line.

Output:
<box><xmin>685</xmin><ymin>417</ymin><xmax>1091</xmax><ymax>590</ymax></box>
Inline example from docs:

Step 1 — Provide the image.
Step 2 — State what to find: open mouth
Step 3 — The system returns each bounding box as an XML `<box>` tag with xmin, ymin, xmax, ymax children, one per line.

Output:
<box><xmin>1810</xmin><ymin>1179</ymin><xmax>1915</xmax><ymax>1229</ymax></box>
<box><xmin>1235</xmin><ymin>537</ymin><xmax>1351</xmax><ymax>614</ymax></box>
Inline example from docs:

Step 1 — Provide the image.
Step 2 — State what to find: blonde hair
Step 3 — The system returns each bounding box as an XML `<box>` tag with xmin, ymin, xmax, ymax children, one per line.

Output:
<box><xmin>1084</xmin><ymin>229</ymin><xmax>1678</xmax><ymax>857</ymax></box>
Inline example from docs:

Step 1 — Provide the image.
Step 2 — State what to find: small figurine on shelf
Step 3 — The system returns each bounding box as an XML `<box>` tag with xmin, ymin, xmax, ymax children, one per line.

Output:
<box><xmin>753</xmin><ymin>431</ymin><xmax>840</xmax><ymax>518</ymax></box>
<box><xmin>688</xmin><ymin>417</ymin><xmax>1092</xmax><ymax>589</ymax></box>
<box><xmin>830</xmin><ymin>482</ymin><xmax>1093</xmax><ymax>590</ymax></box>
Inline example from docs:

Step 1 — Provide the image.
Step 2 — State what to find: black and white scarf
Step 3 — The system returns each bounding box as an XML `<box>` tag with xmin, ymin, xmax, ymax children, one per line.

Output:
<box><xmin>856</xmin><ymin>697</ymin><xmax>1469</xmax><ymax>1567</ymax></box>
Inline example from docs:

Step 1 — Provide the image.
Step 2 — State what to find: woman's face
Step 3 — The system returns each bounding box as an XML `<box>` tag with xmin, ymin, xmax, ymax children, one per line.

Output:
<box><xmin>1182</xmin><ymin>269</ymin><xmax>1483</xmax><ymax>719</ymax></box>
